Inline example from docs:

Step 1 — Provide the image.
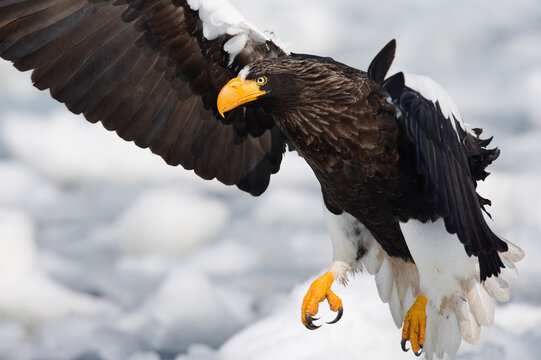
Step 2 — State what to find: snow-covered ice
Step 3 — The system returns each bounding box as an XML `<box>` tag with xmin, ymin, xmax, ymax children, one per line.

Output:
<box><xmin>0</xmin><ymin>0</ymin><xmax>540</xmax><ymax>359</ymax></box>
<box><xmin>0</xmin><ymin>209</ymin><xmax>118</xmax><ymax>327</ymax></box>
<box><xmin>114</xmin><ymin>189</ymin><xmax>229</xmax><ymax>254</ymax></box>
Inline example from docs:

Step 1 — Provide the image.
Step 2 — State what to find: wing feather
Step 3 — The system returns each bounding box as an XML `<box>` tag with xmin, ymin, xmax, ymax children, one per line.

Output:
<box><xmin>0</xmin><ymin>0</ymin><xmax>288</xmax><ymax>195</ymax></box>
<box><xmin>383</xmin><ymin>70</ymin><xmax>507</xmax><ymax>280</ymax></box>
<box><xmin>12</xmin><ymin>4</ymin><xmax>113</xmax><ymax>72</ymax></box>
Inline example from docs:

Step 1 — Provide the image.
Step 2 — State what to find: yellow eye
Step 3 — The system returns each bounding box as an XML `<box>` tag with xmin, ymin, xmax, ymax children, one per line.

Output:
<box><xmin>256</xmin><ymin>76</ymin><xmax>267</xmax><ymax>85</ymax></box>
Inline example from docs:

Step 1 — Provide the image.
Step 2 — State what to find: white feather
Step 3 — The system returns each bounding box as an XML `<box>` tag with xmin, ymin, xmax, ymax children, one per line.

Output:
<box><xmin>324</xmin><ymin>208</ymin><xmax>384</xmax><ymax>282</ymax></box>
<box><xmin>399</xmin><ymin>219</ymin><xmax>524</xmax><ymax>358</ymax></box>
<box><xmin>375</xmin><ymin>257</ymin><xmax>393</xmax><ymax>303</ymax></box>
<box><xmin>404</xmin><ymin>73</ymin><xmax>468</xmax><ymax>136</ymax></box>
<box><xmin>223</xmin><ymin>33</ymin><xmax>249</xmax><ymax>56</ymax></box>
<box><xmin>501</xmin><ymin>239</ymin><xmax>525</xmax><ymax>263</ymax></box>
<box><xmin>187</xmin><ymin>0</ymin><xmax>265</xmax><ymax>40</ymax></box>
<box><xmin>388</xmin><ymin>282</ymin><xmax>403</xmax><ymax>328</ymax></box>
<box><xmin>467</xmin><ymin>280</ymin><xmax>495</xmax><ymax>326</ymax></box>
<box><xmin>402</xmin><ymin>285</ymin><xmax>416</xmax><ymax>320</ymax></box>
<box><xmin>423</xmin><ymin>300</ymin><xmax>462</xmax><ymax>359</ymax></box>
<box><xmin>435</xmin><ymin>345</ymin><xmax>444</xmax><ymax>359</ymax></box>
<box><xmin>400</xmin><ymin>219</ymin><xmax>477</xmax><ymax>306</ymax></box>
<box><xmin>186</xmin><ymin>0</ymin><xmax>288</xmax><ymax>64</ymax></box>
<box><xmin>423</xmin><ymin>308</ymin><xmax>439</xmax><ymax>359</ymax></box>
<box><xmin>324</xmin><ymin>209</ymin><xmax>418</xmax><ymax>330</ymax></box>
<box><xmin>325</xmin><ymin>210</ymin><xmax>523</xmax><ymax>359</ymax></box>
<box><xmin>237</xmin><ymin>66</ymin><xmax>250</xmax><ymax>81</ymax></box>
<box><xmin>457</xmin><ymin>298</ymin><xmax>481</xmax><ymax>344</ymax></box>
<box><xmin>439</xmin><ymin>310</ymin><xmax>461</xmax><ymax>356</ymax></box>
<box><xmin>500</xmin><ymin>258</ymin><xmax>519</xmax><ymax>281</ymax></box>
<box><xmin>483</xmin><ymin>275</ymin><xmax>510</xmax><ymax>302</ymax></box>
<box><xmin>361</xmin><ymin>242</ymin><xmax>382</xmax><ymax>275</ymax></box>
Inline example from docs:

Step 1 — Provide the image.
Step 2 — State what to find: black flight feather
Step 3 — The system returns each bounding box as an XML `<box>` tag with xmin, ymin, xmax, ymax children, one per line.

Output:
<box><xmin>368</xmin><ymin>39</ymin><xmax>396</xmax><ymax>84</ymax></box>
<box><xmin>388</xmin><ymin>81</ymin><xmax>507</xmax><ymax>280</ymax></box>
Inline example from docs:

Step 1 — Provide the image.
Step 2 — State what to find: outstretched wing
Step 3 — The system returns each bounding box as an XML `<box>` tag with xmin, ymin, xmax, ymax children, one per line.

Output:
<box><xmin>377</xmin><ymin>56</ymin><xmax>506</xmax><ymax>280</ymax></box>
<box><xmin>0</xmin><ymin>0</ymin><xmax>288</xmax><ymax>196</ymax></box>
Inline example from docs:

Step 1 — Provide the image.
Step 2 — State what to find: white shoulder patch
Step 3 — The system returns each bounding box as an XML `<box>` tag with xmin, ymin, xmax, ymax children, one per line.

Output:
<box><xmin>404</xmin><ymin>73</ymin><xmax>468</xmax><ymax>134</ymax></box>
<box><xmin>186</xmin><ymin>0</ymin><xmax>284</xmax><ymax>64</ymax></box>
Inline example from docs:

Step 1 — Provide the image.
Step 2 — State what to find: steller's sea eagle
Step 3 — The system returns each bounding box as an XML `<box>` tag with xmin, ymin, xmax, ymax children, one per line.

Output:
<box><xmin>0</xmin><ymin>0</ymin><xmax>524</xmax><ymax>358</ymax></box>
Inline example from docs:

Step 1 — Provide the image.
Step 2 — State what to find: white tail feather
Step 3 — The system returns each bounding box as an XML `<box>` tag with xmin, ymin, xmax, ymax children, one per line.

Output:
<box><xmin>402</xmin><ymin>286</ymin><xmax>415</xmax><ymax>320</ymax></box>
<box><xmin>439</xmin><ymin>311</ymin><xmax>461</xmax><ymax>356</ymax></box>
<box><xmin>389</xmin><ymin>283</ymin><xmax>402</xmax><ymax>327</ymax></box>
<box><xmin>424</xmin><ymin>300</ymin><xmax>461</xmax><ymax>358</ymax></box>
<box><xmin>423</xmin><ymin>307</ymin><xmax>439</xmax><ymax>359</ymax></box>
<box><xmin>435</xmin><ymin>345</ymin><xmax>444</xmax><ymax>359</ymax></box>
<box><xmin>371</xmin><ymin>251</ymin><xmax>420</xmax><ymax>329</ymax></box>
<box><xmin>483</xmin><ymin>275</ymin><xmax>510</xmax><ymax>302</ymax></box>
<box><xmin>500</xmin><ymin>258</ymin><xmax>519</xmax><ymax>281</ymax></box>
<box><xmin>362</xmin><ymin>243</ymin><xmax>382</xmax><ymax>274</ymax></box>
<box><xmin>457</xmin><ymin>299</ymin><xmax>481</xmax><ymax>344</ymax></box>
<box><xmin>466</xmin><ymin>280</ymin><xmax>495</xmax><ymax>326</ymax></box>
<box><xmin>375</xmin><ymin>257</ymin><xmax>393</xmax><ymax>303</ymax></box>
<box><xmin>501</xmin><ymin>239</ymin><xmax>525</xmax><ymax>263</ymax></box>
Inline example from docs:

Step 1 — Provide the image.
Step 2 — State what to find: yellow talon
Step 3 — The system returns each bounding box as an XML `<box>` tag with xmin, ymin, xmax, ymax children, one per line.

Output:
<box><xmin>401</xmin><ymin>294</ymin><xmax>427</xmax><ymax>356</ymax></box>
<box><xmin>301</xmin><ymin>272</ymin><xmax>343</xmax><ymax>330</ymax></box>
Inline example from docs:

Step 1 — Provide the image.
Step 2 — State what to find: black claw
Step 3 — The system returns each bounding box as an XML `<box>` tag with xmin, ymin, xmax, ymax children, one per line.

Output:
<box><xmin>401</xmin><ymin>338</ymin><xmax>410</xmax><ymax>352</ymax></box>
<box><xmin>414</xmin><ymin>348</ymin><xmax>423</xmax><ymax>357</ymax></box>
<box><xmin>326</xmin><ymin>306</ymin><xmax>343</xmax><ymax>324</ymax></box>
<box><xmin>304</xmin><ymin>313</ymin><xmax>321</xmax><ymax>330</ymax></box>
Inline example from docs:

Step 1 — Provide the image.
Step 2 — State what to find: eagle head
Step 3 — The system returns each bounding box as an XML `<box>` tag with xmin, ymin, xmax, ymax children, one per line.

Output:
<box><xmin>216</xmin><ymin>59</ymin><xmax>319</xmax><ymax>118</ymax></box>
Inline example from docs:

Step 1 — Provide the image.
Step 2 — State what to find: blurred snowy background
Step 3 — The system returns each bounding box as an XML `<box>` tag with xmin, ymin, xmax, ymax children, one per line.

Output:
<box><xmin>0</xmin><ymin>0</ymin><xmax>540</xmax><ymax>359</ymax></box>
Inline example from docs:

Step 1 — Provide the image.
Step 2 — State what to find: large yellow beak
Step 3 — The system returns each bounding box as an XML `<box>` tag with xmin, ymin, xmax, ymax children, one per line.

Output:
<box><xmin>217</xmin><ymin>78</ymin><xmax>266</xmax><ymax>118</ymax></box>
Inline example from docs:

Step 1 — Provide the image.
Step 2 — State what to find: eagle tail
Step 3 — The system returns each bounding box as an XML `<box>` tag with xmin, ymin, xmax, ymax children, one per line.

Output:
<box><xmin>326</xmin><ymin>210</ymin><xmax>523</xmax><ymax>359</ymax></box>
<box><xmin>423</xmin><ymin>239</ymin><xmax>523</xmax><ymax>359</ymax></box>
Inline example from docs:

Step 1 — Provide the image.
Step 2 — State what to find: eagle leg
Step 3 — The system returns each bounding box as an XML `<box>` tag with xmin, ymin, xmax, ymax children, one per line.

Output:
<box><xmin>301</xmin><ymin>271</ymin><xmax>343</xmax><ymax>330</ymax></box>
<box><xmin>401</xmin><ymin>294</ymin><xmax>427</xmax><ymax>356</ymax></box>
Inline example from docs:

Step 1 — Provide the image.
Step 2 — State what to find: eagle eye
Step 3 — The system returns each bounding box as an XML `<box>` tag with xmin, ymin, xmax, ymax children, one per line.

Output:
<box><xmin>256</xmin><ymin>76</ymin><xmax>267</xmax><ymax>85</ymax></box>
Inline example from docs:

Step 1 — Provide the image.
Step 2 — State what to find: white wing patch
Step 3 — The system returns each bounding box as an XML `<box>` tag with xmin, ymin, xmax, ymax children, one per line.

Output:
<box><xmin>404</xmin><ymin>73</ymin><xmax>469</xmax><ymax>135</ymax></box>
<box><xmin>186</xmin><ymin>0</ymin><xmax>284</xmax><ymax>64</ymax></box>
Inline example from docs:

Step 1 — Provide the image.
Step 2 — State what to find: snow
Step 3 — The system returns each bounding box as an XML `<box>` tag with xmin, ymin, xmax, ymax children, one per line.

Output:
<box><xmin>120</xmin><ymin>266</ymin><xmax>255</xmax><ymax>351</ymax></box>
<box><xmin>0</xmin><ymin>209</ymin><xmax>118</xmax><ymax>326</ymax></box>
<box><xmin>114</xmin><ymin>189</ymin><xmax>229</xmax><ymax>254</ymax></box>
<box><xmin>0</xmin><ymin>0</ymin><xmax>540</xmax><ymax>359</ymax></box>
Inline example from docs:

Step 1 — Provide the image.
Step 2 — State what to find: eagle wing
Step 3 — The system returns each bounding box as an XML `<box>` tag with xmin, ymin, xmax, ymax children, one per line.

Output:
<box><xmin>0</xmin><ymin>0</ymin><xmax>287</xmax><ymax>196</ymax></box>
<box><xmin>367</xmin><ymin>40</ymin><xmax>507</xmax><ymax>280</ymax></box>
<box><xmin>385</xmin><ymin>71</ymin><xmax>506</xmax><ymax>280</ymax></box>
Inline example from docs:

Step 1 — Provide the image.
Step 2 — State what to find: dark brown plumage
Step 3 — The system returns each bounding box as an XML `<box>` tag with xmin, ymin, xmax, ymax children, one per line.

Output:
<box><xmin>237</xmin><ymin>53</ymin><xmax>506</xmax><ymax>277</ymax></box>
<box><xmin>0</xmin><ymin>0</ymin><xmax>505</xmax><ymax>282</ymax></box>
<box><xmin>2</xmin><ymin>2</ymin><xmax>523</xmax><ymax>355</ymax></box>
<box><xmin>0</xmin><ymin>0</ymin><xmax>285</xmax><ymax>196</ymax></box>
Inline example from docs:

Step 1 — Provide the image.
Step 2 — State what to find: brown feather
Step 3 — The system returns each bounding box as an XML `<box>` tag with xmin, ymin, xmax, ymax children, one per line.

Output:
<box><xmin>12</xmin><ymin>4</ymin><xmax>113</xmax><ymax>71</ymax></box>
<box><xmin>0</xmin><ymin>0</ymin><xmax>287</xmax><ymax>197</ymax></box>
